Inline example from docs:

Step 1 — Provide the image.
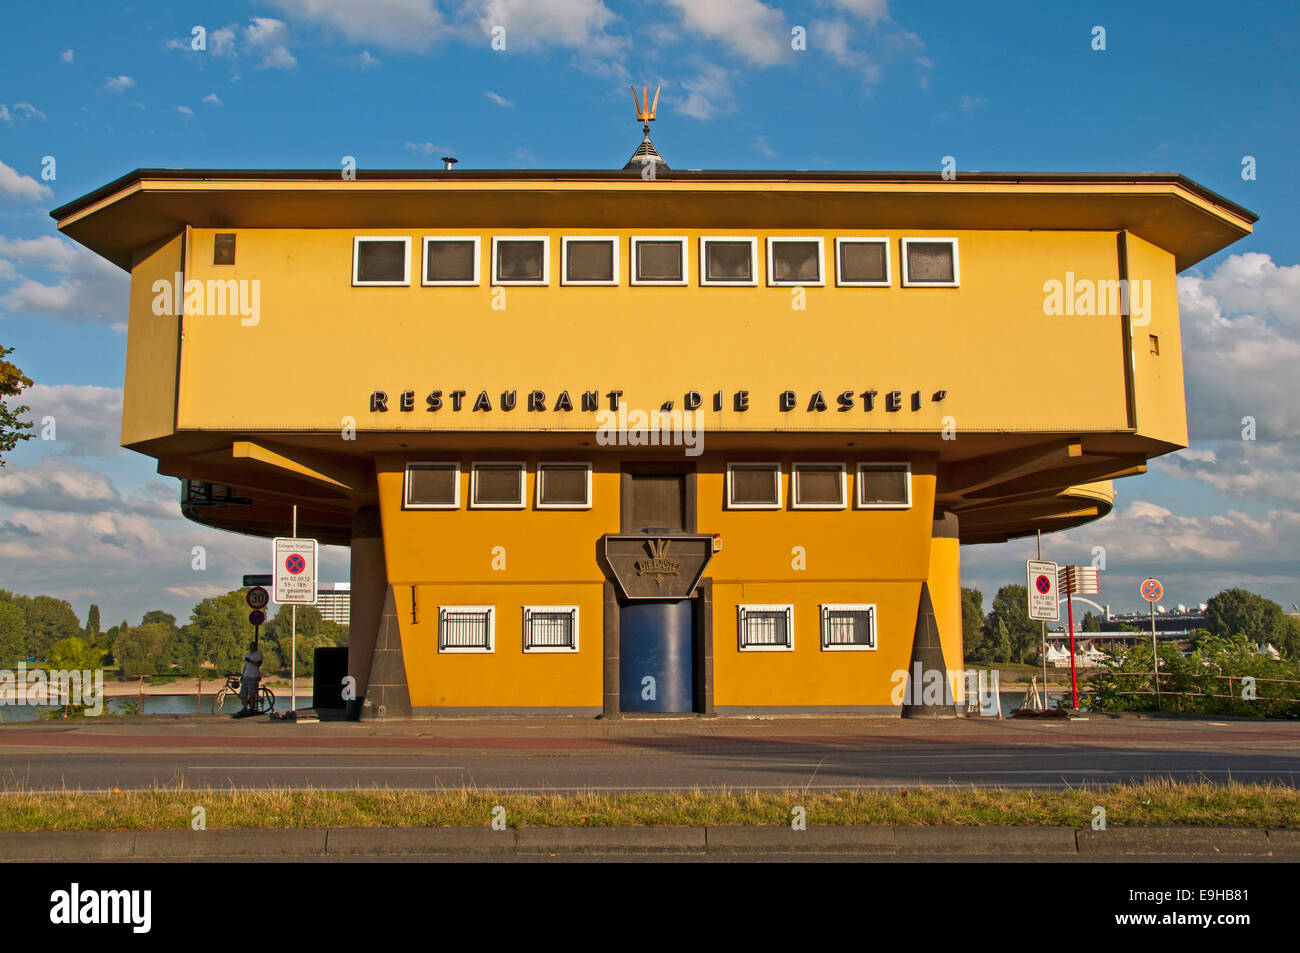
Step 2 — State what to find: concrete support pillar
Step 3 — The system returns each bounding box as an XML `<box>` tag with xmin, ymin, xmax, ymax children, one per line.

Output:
<box><xmin>346</xmin><ymin>506</ymin><xmax>387</xmax><ymax>721</ymax></box>
<box><xmin>901</xmin><ymin>508</ymin><xmax>960</xmax><ymax>718</ymax></box>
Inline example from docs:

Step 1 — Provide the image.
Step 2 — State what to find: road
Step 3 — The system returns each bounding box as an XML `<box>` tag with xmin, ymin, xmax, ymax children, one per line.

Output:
<box><xmin>0</xmin><ymin>714</ymin><xmax>1295</xmax><ymax>792</ymax></box>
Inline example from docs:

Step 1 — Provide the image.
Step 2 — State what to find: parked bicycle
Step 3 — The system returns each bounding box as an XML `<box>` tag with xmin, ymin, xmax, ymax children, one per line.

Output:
<box><xmin>213</xmin><ymin>674</ymin><xmax>275</xmax><ymax>715</ymax></box>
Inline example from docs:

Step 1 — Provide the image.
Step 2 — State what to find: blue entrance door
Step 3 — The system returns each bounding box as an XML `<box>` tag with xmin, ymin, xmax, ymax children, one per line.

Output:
<box><xmin>619</xmin><ymin>600</ymin><xmax>695</xmax><ymax>713</ymax></box>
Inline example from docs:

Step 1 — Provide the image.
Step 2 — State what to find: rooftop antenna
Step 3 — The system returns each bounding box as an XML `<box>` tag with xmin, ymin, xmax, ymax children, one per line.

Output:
<box><xmin>441</xmin><ymin>156</ymin><xmax>458</xmax><ymax>171</ymax></box>
<box><xmin>630</xmin><ymin>83</ymin><xmax>660</xmax><ymax>137</ymax></box>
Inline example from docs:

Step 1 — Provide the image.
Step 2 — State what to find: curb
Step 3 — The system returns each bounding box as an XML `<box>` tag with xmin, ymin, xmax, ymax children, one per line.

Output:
<box><xmin>2</xmin><ymin>825</ymin><xmax>1297</xmax><ymax>860</ymax></box>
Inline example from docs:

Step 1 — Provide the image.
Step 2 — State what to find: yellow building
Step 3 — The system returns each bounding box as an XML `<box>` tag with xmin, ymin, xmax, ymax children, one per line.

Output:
<box><xmin>51</xmin><ymin>147</ymin><xmax>1255</xmax><ymax>718</ymax></box>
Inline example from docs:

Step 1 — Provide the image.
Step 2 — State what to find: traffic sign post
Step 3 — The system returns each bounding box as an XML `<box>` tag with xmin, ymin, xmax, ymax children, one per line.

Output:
<box><xmin>1141</xmin><ymin>578</ymin><xmax>1164</xmax><ymax>710</ymax></box>
<box><xmin>275</xmin><ymin>514</ymin><xmax>317</xmax><ymax>719</ymax></box>
<box><xmin>246</xmin><ymin>586</ymin><xmax>270</xmax><ymax>610</ymax></box>
<box><xmin>1058</xmin><ymin>566</ymin><xmax>1104</xmax><ymax>710</ymax></box>
<box><xmin>1026</xmin><ymin>560</ymin><xmax>1060</xmax><ymax>621</ymax></box>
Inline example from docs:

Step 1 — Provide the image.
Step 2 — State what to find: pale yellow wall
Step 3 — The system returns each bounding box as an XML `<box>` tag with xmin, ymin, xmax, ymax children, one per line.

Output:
<box><xmin>122</xmin><ymin>233</ymin><xmax>184</xmax><ymax>445</ymax></box>
<box><xmin>1126</xmin><ymin>233</ymin><xmax>1187</xmax><ymax>447</ymax></box>
<box><xmin>174</xmin><ymin>226</ymin><xmax>1131</xmax><ymax>435</ymax></box>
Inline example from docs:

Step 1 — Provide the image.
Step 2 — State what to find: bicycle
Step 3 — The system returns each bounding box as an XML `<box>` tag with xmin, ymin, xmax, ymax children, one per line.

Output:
<box><xmin>213</xmin><ymin>675</ymin><xmax>276</xmax><ymax>715</ymax></box>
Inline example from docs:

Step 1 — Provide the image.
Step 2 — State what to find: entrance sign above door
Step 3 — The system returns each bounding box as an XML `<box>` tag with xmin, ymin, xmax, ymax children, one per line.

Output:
<box><xmin>600</xmin><ymin>534</ymin><xmax>715</xmax><ymax>600</ymax></box>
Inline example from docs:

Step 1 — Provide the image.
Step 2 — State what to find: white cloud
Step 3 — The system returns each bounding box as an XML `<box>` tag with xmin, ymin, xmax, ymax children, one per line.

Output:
<box><xmin>667</xmin><ymin>0</ymin><xmax>787</xmax><ymax>66</ymax></box>
<box><xmin>245</xmin><ymin>18</ymin><xmax>297</xmax><ymax>69</ymax></box>
<box><xmin>823</xmin><ymin>0</ymin><xmax>891</xmax><ymax>22</ymax></box>
<box><xmin>809</xmin><ymin>18</ymin><xmax>879</xmax><ymax>81</ymax></box>
<box><xmin>202</xmin><ymin>93</ymin><xmax>223</xmax><ymax>106</ymax></box>
<box><xmin>176</xmin><ymin>105</ymin><xmax>195</xmax><ymax>118</ymax></box>
<box><xmin>0</xmin><ymin>233</ymin><xmax>128</xmax><ymax>326</ymax></box>
<box><xmin>466</xmin><ymin>0</ymin><xmax>623</xmax><ymax>56</ymax></box>
<box><xmin>7</xmin><ymin>102</ymin><xmax>45</xmax><ymax>121</ymax></box>
<box><xmin>0</xmin><ymin>161</ymin><xmax>53</xmax><ymax>203</ymax></box>
<box><xmin>60</xmin><ymin>49</ymin><xmax>74</xmax><ymax>63</ymax></box>
<box><xmin>0</xmin><ymin>459</ymin><xmax>121</xmax><ymax>513</ymax></box>
<box><xmin>17</xmin><ymin>384</ymin><xmax>125</xmax><ymax>457</ymax></box>
<box><xmin>355</xmin><ymin>50</ymin><xmax>382</xmax><ymax>69</ymax></box>
<box><xmin>675</xmin><ymin>64</ymin><xmax>735</xmax><ymax>120</ymax></box>
<box><xmin>1178</xmin><ymin>253</ymin><xmax>1300</xmax><ymax>442</ymax></box>
<box><xmin>404</xmin><ymin>141</ymin><xmax>454</xmax><ymax>155</ymax></box>
<box><xmin>270</xmin><ymin>0</ymin><xmax>442</xmax><ymax>53</ymax></box>
<box><xmin>959</xmin><ymin>93</ymin><xmax>986</xmax><ymax>112</ymax></box>
<box><xmin>485</xmin><ymin>90</ymin><xmax>514</xmax><ymax>108</ymax></box>
<box><xmin>103</xmin><ymin>75</ymin><xmax>136</xmax><ymax>93</ymax></box>
<box><xmin>754</xmin><ymin>134</ymin><xmax>775</xmax><ymax>157</ymax></box>
<box><xmin>210</xmin><ymin>26</ymin><xmax>238</xmax><ymax>57</ymax></box>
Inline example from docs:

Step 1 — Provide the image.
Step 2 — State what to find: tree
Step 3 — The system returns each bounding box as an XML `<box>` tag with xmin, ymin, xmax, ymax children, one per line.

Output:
<box><xmin>0</xmin><ymin>600</ymin><xmax>25</xmax><ymax>665</ymax></box>
<box><xmin>141</xmin><ymin>610</ymin><xmax>177</xmax><ymax>630</ymax></box>
<box><xmin>1082</xmin><ymin>611</ymin><xmax>1102</xmax><ymax>632</ymax></box>
<box><xmin>49</xmin><ymin>636</ymin><xmax>104</xmax><ymax>672</ymax></box>
<box><xmin>960</xmin><ymin>588</ymin><xmax>986</xmax><ymax>661</ymax></box>
<box><xmin>262</xmin><ymin>604</ymin><xmax>345</xmax><ymax>676</ymax></box>
<box><xmin>85</xmin><ymin>604</ymin><xmax>101</xmax><ymax>638</ymax></box>
<box><xmin>1204</xmin><ymin>588</ymin><xmax>1297</xmax><ymax>658</ymax></box>
<box><xmin>0</xmin><ymin>344</ymin><xmax>34</xmax><ymax>466</ymax></box>
<box><xmin>185</xmin><ymin>590</ymin><xmax>261</xmax><ymax>673</ymax></box>
<box><xmin>113</xmin><ymin>623</ymin><xmax>171</xmax><ymax>677</ymax></box>
<box><xmin>986</xmin><ymin>584</ymin><xmax>1038</xmax><ymax>663</ymax></box>
<box><xmin>14</xmin><ymin>595</ymin><xmax>82</xmax><ymax>660</ymax></box>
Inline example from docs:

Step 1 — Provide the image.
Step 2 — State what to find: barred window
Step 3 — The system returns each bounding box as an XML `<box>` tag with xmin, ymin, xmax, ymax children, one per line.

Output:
<box><xmin>439</xmin><ymin>606</ymin><xmax>494</xmax><ymax>653</ymax></box>
<box><xmin>820</xmin><ymin>604</ymin><xmax>877</xmax><ymax>651</ymax></box>
<box><xmin>523</xmin><ymin>606</ymin><xmax>579</xmax><ymax>652</ymax></box>
<box><xmin>738</xmin><ymin>605</ymin><xmax>794</xmax><ymax>651</ymax></box>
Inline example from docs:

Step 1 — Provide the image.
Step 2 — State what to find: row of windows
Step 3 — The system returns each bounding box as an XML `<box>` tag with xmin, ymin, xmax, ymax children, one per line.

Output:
<box><xmin>352</xmin><ymin>236</ymin><xmax>960</xmax><ymax>288</ymax></box>
<box><xmin>404</xmin><ymin>462</ymin><xmax>912</xmax><ymax>511</ymax></box>
<box><xmin>435</xmin><ymin>603</ymin><xmax>877</xmax><ymax>654</ymax></box>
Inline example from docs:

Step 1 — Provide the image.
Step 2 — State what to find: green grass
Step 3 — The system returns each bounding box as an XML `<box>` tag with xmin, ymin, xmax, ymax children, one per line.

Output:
<box><xmin>0</xmin><ymin>780</ymin><xmax>1294</xmax><ymax>831</ymax></box>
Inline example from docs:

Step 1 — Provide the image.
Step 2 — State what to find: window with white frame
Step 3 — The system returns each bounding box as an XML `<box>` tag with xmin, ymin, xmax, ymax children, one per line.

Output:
<box><xmin>767</xmin><ymin>238</ymin><xmax>824</xmax><ymax>286</ymax></box>
<box><xmin>404</xmin><ymin>462</ymin><xmax>460</xmax><ymax>509</ymax></box>
<box><xmin>700</xmin><ymin>236</ymin><xmax>757</xmax><ymax>286</ymax></box>
<box><xmin>439</xmin><ymin>606</ymin><xmax>495</xmax><ymax>652</ymax></box>
<box><xmin>536</xmin><ymin>462</ymin><xmax>592</xmax><ymax>509</ymax></box>
<box><xmin>835</xmin><ymin>238</ymin><xmax>890</xmax><ymax>287</ymax></box>
<box><xmin>726</xmin><ymin>462</ymin><xmax>781</xmax><ymax>509</ymax></box>
<box><xmin>471</xmin><ymin>462</ymin><xmax>526</xmax><ymax>508</ymax></box>
<box><xmin>523</xmin><ymin>606</ymin><xmax>579</xmax><ymax>652</ymax></box>
<box><xmin>422</xmin><ymin>237</ymin><xmax>480</xmax><ymax>285</ymax></box>
<box><xmin>353</xmin><ymin>236</ymin><xmax>411</xmax><ymax>286</ymax></box>
<box><xmin>791</xmin><ymin>463</ymin><xmax>846</xmax><ymax>509</ymax></box>
<box><xmin>738</xmin><ymin>604</ymin><xmax>794</xmax><ymax>651</ymax></box>
<box><xmin>491</xmin><ymin>237</ymin><xmax>549</xmax><ymax>285</ymax></box>
<box><xmin>856</xmin><ymin>463</ymin><xmax>912</xmax><ymax>509</ymax></box>
<box><xmin>562</xmin><ymin>237</ymin><xmax>618</xmax><ymax>285</ymax></box>
<box><xmin>820</xmin><ymin>604</ymin><xmax>877</xmax><ymax>650</ymax></box>
<box><xmin>631</xmin><ymin>237</ymin><xmax>688</xmax><ymax>285</ymax></box>
<box><xmin>901</xmin><ymin>238</ymin><xmax>959</xmax><ymax>287</ymax></box>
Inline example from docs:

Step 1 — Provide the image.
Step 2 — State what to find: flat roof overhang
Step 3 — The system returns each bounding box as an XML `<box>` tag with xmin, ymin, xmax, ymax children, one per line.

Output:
<box><xmin>52</xmin><ymin>169</ymin><xmax>1256</xmax><ymax>273</ymax></box>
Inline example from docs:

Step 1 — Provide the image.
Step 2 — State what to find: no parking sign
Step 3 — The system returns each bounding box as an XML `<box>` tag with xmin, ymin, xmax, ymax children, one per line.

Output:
<box><xmin>273</xmin><ymin>537</ymin><xmax>318</xmax><ymax>605</ymax></box>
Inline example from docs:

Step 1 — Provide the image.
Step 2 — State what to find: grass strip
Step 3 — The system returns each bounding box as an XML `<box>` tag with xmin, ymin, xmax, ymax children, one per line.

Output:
<box><xmin>0</xmin><ymin>779</ymin><xmax>1295</xmax><ymax>831</ymax></box>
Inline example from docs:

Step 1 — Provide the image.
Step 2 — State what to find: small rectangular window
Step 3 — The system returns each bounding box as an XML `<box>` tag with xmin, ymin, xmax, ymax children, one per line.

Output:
<box><xmin>700</xmin><ymin>237</ymin><xmax>757</xmax><ymax>286</ymax></box>
<box><xmin>821</xmin><ymin>604</ymin><xmax>877</xmax><ymax>651</ymax></box>
<box><xmin>631</xmin><ymin>237</ymin><xmax>688</xmax><ymax>285</ymax></box>
<box><xmin>726</xmin><ymin>463</ymin><xmax>781</xmax><ymax>509</ymax></box>
<box><xmin>562</xmin><ymin>237</ymin><xmax>618</xmax><ymax>285</ymax></box>
<box><xmin>439</xmin><ymin>606</ymin><xmax>494</xmax><ymax>653</ymax></box>
<box><xmin>767</xmin><ymin>238</ymin><xmax>824</xmax><ymax>286</ymax></box>
<box><xmin>902</xmin><ymin>238</ymin><xmax>959</xmax><ymax>287</ymax></box>
<box><xmin>1148</xmin><ymin>334</ymin><xmax>1160</xmax><ymax>355</ymax></box>
<box><xmin>536</xmin><ymin>462</ymin><xmax>592</xmax><ymax>509</ymax></box>
<box><xmin>405</xmin><ymin>462</ymin><xmax>460</xmax><ymax>509</ymax></box>
<box><xmin>856</xmin><ymin>463</ymin><xmax>911</xmax><ymax>509</ymax></box>
<box><xmin>353</xmin><ymin>237</ymin><xmax>411</xmax><ymax>286</ymax></box>
<box><xmin>738</xmin><ymin>604</ymin><xmax>794</xmax><ymax>651</ymax></box>
<box><xmin>492</xmin><ymin>237</ymin><xmax>549</xmax><ymax>285</ymax></box>
<box><xmin>523</xmin><ymin>606</ymin><xmax>579</xmax><ymax>652</ymax></box>
<box><xmin>423</xmin><ymin>237</ymin><xmax>479</xmax><ymax>285</ymax></box>
<box><xmin>836</xmin><ymin>238</ymin><xmax>890</xmax><ymax>286</ymax></box>
<box><xmin>471</xmin><ymin>462</ymin><xmax>525</xmax><ymax>508</ymax></box>
<box><xmin>213</xmin><ymin>233</ymin><xmax>236</xmax><ymax>266</ymax></box>
<box><xmin>792</xmin><ymin>463</ymin><xmax>846</xmax><ymax>509</ymax></box>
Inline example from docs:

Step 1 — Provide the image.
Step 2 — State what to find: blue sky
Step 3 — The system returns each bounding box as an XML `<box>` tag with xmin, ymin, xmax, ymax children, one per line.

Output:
<box><xmin>1</xmin><ymin>0</ymin><xmax>1298</xmax><ymax>626</ymax></box>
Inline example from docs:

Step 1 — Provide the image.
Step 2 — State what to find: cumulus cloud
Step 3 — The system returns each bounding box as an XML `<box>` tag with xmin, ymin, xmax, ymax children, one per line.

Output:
<box><xmin>466</xmin><ymin>0</ymin><xmax>622</xmax><ymax>54</ymax></box>
<box><xmin>271</xmin><ymin>0</ymin><xmax>442</xmax><ymax>53</ymax></box>
<box><xmin>18</xmin><ymin>384</ymin><xmax>125</xmax><ymax>457</ymax></box>
<box><xmin>675</xmin><ymin>64</ymin><xmax>735</xmax><ymax>120</ymax></box>
<box><xmin>245</xmin><ymin>17</ymin><xmax>297</xmax><ymax>69</ymax></box>
<box><xmin>202</xmin><ymin>93</ymin><xmax>223</xmax><ymax>106</ymax></box>
<box><xmin>0</xmin><ymin>459</ymin><xmax>121</xmax><ymax>513</ymax></box>
<box><xmin>0</xmin><ymin>234</ymin><xmax>128</xmax><ymax>327</ymax></box>
<box><xmin>102</xmin><ymin>75</ymin><xmax>135</xmax><ymax>92</ymax></box>
<box><xmin>666</xmin><ymin>0</ymin><xmax>787</xmax><ymax>66</ymax></box>
<box><xmin>809</xmin><ymin>18</ymin><xmax>880</xmax><ymax>81</ymax></box>
<box><xmin>0</xmin><ymin>161</ymin><xmax>53</xmax><ymax>203</ymax></box>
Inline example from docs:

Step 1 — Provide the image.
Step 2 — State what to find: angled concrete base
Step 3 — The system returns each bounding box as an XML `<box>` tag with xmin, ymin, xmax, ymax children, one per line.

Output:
<box><xmin>361</xmin><ymin>586</ymin><xmax>412</xmax><ymax>720</ymax></box>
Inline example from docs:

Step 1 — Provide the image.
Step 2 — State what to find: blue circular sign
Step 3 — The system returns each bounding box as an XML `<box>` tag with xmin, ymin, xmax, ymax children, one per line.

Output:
<box><xmin>248</xmin><ymin>608</ymin><xmax>266</xmax><ymax>626</ymax></box>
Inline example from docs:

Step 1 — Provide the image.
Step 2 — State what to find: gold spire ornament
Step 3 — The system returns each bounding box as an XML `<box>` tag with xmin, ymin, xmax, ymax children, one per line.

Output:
<box><xmin>630</xmin><ymin>84</ymin><xmax>661</xmax><ymax>135</ymax></box>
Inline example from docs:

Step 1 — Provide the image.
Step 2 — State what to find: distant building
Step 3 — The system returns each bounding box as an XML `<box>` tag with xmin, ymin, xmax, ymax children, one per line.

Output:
<box><xmin>316</xmin><ymin>583</ymin><xmax>351</xmax><ymax>627</ymax></box>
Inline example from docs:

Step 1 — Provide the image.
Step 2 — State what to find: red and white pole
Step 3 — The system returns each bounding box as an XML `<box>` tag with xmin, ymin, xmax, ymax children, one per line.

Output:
<box><xmin>1067</xmin><ymin>589</ymin><xmax>1078</xmax><ymax>710</ymax></box>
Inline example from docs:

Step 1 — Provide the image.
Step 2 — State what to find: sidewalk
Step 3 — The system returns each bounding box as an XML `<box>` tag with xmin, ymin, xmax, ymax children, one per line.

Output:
<box><xmin>0</xmin><ymin>825</ymin><xmax>1296</xmax><ymax>861</ymax></box>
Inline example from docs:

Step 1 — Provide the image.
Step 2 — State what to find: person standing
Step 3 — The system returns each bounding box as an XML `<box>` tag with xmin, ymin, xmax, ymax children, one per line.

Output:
<box><xmin>239</xmin><ymin>641</ymin><xmax>263</xmax><ymax>715</ymax></box>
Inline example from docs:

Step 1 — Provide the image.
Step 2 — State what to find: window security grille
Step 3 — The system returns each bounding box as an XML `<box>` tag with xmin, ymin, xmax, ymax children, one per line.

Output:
<box><xmin>739</xmin><ymin>606</ymin><xmax>793</xmax><ymax>649</ymax></box>
<box><xmin>821</xmin><ymin>606</ymin><xmax>876</xmax><ymax>649</ymax></box>
<box><xmin>440</xmin><ymin>608</ymin><xmax>493</xmax><ymax>650</ymax></box>
<box><xmin>524</xmin><ymin>608</ymin><xmax>578</xmax><ymax>650</ymax></box>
